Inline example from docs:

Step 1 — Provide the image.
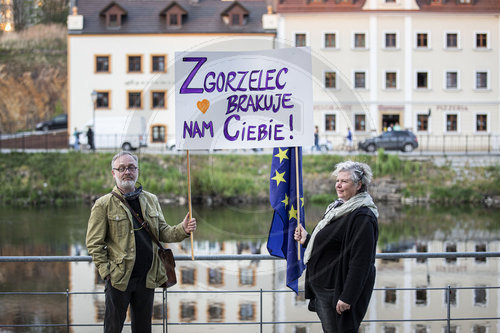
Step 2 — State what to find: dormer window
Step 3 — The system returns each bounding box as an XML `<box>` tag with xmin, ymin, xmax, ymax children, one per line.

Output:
<box><xmin>109</xmin><ymin>14</ymin><xmax>118</xmax><ymax>27</ymax></box>
<box><xmin>100</xmin><ymin>2</ymin><xmax>127</xmax><ymax>29</ymax></box>
<box><xmin>169</xmin><ymin>13</ymin><xmax>179</xmax><ymax>26</ymax></box>
<box><xmin>160</xmin><ymin>2</ymin><xmax>187</xmax><ymax>28</ymax></box>
<box><xmin>232</xmin><ymin>14</ymin><xmax>241</xmax><ymax>25</ymax></box>
<box><xmin>222</xmin><ymin>2</ymin><xmax>249</xmax><ymax>27</ymax></box>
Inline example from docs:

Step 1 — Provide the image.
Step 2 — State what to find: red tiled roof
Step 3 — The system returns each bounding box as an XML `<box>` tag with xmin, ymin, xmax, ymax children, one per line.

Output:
<box><xmin>277</xmin><ymin>0</ymin><xmax>366</xmax><ymax>13</ymax></box>
<box><xmin>276</xmin><ymin>0</ymin><xmax>500</xmax><ymax>13</ymax></box>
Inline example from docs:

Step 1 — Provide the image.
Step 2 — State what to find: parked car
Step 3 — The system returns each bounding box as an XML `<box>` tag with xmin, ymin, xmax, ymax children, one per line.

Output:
<box><xmin>36</xmin><ymin>114</ymin><xmax>68</xmax><ymax>131</ymax></box>
<box><xmin>358</xmin><ymin>130</ymin><xmax>418</xmax><ymax>152</ymax></box>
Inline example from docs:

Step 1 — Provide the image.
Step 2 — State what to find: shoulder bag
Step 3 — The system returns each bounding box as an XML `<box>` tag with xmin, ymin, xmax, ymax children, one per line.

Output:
<box><xmin>111</xmin><ymin>191</ymin><xmax>177</xmax><ymax>288</ymax></box>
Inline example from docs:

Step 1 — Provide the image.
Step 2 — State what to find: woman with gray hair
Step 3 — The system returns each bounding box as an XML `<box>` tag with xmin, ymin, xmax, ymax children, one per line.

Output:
<box><xmin>294</xmin><ymin>160</ymin><xmax>379</xmax><ymax>332</ymax></box>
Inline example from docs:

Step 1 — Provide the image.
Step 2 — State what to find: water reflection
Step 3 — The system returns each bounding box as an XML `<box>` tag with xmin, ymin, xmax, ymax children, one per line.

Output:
<box><xmin>1</xmin><ymin>203</ymin><xmax>500</xmax><ymax>332</ymax></box>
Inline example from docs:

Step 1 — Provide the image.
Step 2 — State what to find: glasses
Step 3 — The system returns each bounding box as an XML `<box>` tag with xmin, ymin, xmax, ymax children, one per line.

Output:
<box><xmin>113</xmin><ymin>166</ymin><xmax>138</xmax><ymax>173</ymax></box>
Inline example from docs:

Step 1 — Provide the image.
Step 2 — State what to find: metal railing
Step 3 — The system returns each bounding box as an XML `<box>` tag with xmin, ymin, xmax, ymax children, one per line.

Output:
<box><xmin>321</xmin><ymin>133</ymin><xmax>500</xmax><ymax>154</ymax></box>
<box><xmin>1</xmin><ymin>252</ymin><xmax>499</xmax><ymax>332</ymax></box>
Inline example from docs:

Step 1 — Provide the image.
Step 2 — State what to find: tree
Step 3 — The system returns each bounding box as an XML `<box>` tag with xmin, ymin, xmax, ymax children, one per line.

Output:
<box><xmin>39</xmin><ymin>0</ymin><xmax>68</xmax><ymax>25</ymax></box>
<box><xmin>11</xmin><ymin>0</ymin><xmax>68</xmax><ymax>31</ymax></box>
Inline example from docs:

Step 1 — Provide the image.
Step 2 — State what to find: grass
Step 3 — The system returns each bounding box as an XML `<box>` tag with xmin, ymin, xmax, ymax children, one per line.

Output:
<box><xmin>0</xmin><ymin>151</ymin><xmax>498</xmax><ymax>206</ymax></box>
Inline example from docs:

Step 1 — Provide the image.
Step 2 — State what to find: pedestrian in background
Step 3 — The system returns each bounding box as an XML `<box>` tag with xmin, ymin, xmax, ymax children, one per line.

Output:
<box><xmin>346</xmin><ymin>128</ymin><xmax>353</xmax><ymax>151</ymax></box>
<box><xmin>314</xmin><ymin>125</ymin><xmax>320</xmax><ymax>151</ymax></box>
<box><xmin>87</xmin><ymin>126</ymin><xmax>95</xmax><ymax>151</ymax></box>
<box><xmin>73</xmin><ymin>127</ymin><xmax>80</xmax><ymax>151</ymax></box>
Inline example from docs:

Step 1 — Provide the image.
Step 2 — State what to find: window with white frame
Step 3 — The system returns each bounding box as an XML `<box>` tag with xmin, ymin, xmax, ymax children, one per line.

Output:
<box><xmin>354</xmin><ymin>33</ymin><xmax>366</xmax><ymax>48</ymax></box>
<box><xmin>415</xmin><ymin>325</ymin><xmax>428</xmax><ymax>333</ymax></box>
<box><xmin>472</xmin><ymin>325</ymin><xmax>486</xmax><ymax>333</ymax></box>
<box><xmin>475</xmin><ymin>32</ymin><xmax>487</xmax><ymax>48</ymax></box>
<box><xmin>385</xmin><ymin>33</ymin><xmax>397</xmax><ymax>48</ymax></box>
<box><xmin>417</xmin><ymin>114</ymin><xmax>429</xmax><ymax>132</ymax></box>
<box><xmin>384</xmin><ymin>287</ymin><xmax>396</xmax><ymax>304</ymax></box>
<box><xmin>385</xmin><ymin>72</ymin><xmax>397</xmax><ymax>89</ymax></box>
<box><xmin>416</xmin><ymin>72</ymin><xmax>428</xmax><ymax>89</ymax></box>
<box><xmin>416</xmin><ymin>242</ymin><xmax>428</xmax><ymax>263</ymax></box>
<box><xmin>444</xmin><ymin>287</ymin><xmax>457</xmax><ymax>306</ymax></box>
<box><xmin>325</xmin><ymin>114</ymin><xmax>336</xmax><ymax>131</ymax></box>
<box><xmin>416</xmin><ymin>287</ymin><xmax>427</xmax><ymax>305</ymax></box>
<box><xmin>446</xmin><ymin>114</ymin><xmax>458</xmax><ymax>132</ymax></box>
<box><xmin>383</xmin><ymin>327</ymin><xmax>396</xmax><ymax>333</ymax></box>
<box><xmin>475</xmin><ymin>71</ymin><xmax>488</xmax><ymax>89</ymax></box>
<box><xmin>295</xmin><ymin>33</ymin><xmax>306</xmax><ymax>47</ymax></box>
<box><xmin>476</xmin><ymin>114</ymin><xmax>487</xmax><ymax>132</ymax></box>
<box><xmin>475</xmin><ymin>243</ymin><xmax>487</xmax><ymax>262</ymax></box>
<box><xmin>294</xmin><ymin>326</ymin><xmax>308</xmax><ymax>333</ymax></box>
<box><xmin>354</xmin><ymin>71</ymin><xmax>366</xmax><ymax>89</ymax></box>
<box><xmin>445</xmin><ymin>243</ymin><xmax>457</xmax><ymax>262</ymax></box>
<box><xmin>325</xmin><ymin>71</ymin><xmax>337</xmax><ymax>89</ymax></box>
<box><xmin>474</xmin><ymin>286</ymin><xmax>487</xmax><ymax>306</ymax></box>
<box><xmin>324</xmin><ymin>33</ymin><xmax>337</xmax><ymax>48</ymax></box>
<box><xmin>354</xmin><ymin>114</ymin><xmax>366</xmax><ymax>131</ymax></box>
<box><xmin>445</xmin><ymin>33</ymin><xmax>458</xmax><ymax>48</ymax></box>
<box><xmin>416</xmin><ymin>33</ymin><xmax>429</xmax><ymax>48</ymax></box>
<box><xmin>445</xmin><ymin>71</ymin><xmax>458</xmax><ymax>89</ymax></box>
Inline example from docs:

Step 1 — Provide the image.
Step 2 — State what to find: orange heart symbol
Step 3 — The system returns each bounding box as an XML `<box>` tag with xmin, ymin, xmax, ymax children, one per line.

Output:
<box><xmin>197</xmin><ymin>99</ymin><xmax>210</xmax><ymax>114</ymax></box>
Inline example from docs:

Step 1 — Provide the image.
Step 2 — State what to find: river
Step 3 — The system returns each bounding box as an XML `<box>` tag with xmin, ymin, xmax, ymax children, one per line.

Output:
<box><xmin>1</xmin><ymin>202</ymin><xmax>500</xmax><ymax>332</ymax></box>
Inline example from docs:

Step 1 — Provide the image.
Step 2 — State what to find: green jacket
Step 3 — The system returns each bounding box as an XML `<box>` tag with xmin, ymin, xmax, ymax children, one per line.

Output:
<box><xmin>86</xmin><ymin>186</ymin><xmax>189</xmax><ymax>291</ymax></box>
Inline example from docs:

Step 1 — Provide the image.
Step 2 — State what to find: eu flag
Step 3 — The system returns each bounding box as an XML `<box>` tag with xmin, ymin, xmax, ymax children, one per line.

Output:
<box><xmin>267</xmin><ymin>147</ymin><xmax>305</xmax><ymax>294</ymax></box>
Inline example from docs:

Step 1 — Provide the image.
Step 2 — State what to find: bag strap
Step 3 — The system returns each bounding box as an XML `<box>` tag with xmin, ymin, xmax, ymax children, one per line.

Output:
<box><xmin>110</xmin><ymin>191</ymin><xmax>165</xmax><ymax>250</ymax></box>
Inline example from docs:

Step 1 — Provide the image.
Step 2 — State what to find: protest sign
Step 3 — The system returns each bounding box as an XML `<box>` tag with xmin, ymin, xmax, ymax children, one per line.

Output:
<box><xmin>175</xmin><ymin>48</ymin><xmax>313</xmax><ymax>150</ymax></box>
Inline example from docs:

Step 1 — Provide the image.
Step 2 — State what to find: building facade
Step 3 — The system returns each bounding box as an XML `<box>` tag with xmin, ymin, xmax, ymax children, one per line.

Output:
<box><xmin>67</xmin><ymin>0</ymin><xmax>276</xmax><ymax>150</ymax></box>
<box><xmin>276</xmin><ymin>0</ymin><xmax>500</xmax><ymax>151</ymax></box>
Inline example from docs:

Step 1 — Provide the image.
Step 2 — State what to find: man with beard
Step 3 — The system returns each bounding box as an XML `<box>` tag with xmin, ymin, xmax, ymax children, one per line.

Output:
<box><xmin>86</xmin><ymin>151</ymin><xmax>196</xmax><ymax>333</ymax></box>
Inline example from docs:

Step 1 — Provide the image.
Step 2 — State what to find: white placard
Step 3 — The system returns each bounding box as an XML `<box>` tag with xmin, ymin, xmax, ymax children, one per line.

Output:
<box><xmin>175</xmin><ymin>48</ymin><xmax>313</xmax><ymax>150</ymax></box>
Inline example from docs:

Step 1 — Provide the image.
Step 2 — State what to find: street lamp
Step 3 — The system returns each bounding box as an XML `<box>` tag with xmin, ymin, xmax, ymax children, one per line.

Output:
<box><xmin>91</xmin><ymin>90</ymin><xmax>97</xmax><ymax>151</ymax></box>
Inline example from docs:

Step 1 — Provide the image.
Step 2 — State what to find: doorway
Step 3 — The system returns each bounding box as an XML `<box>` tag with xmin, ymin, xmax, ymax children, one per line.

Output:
<box><xmin>381</xmin><ymin>114</ymin><xmax>400</xmax><ymax>132</ymax></box>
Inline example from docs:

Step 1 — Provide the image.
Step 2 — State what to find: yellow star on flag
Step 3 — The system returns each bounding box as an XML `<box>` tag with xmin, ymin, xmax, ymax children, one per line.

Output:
<box><xmin>274</xmin><ymin>148</ymin><xmax>289</xmax><ymax>164</ymax></box>
<box><xmin>301</xmin><ymin>197</ymin><xmax>305</xmax><ymax>208</ymax></box>
<box><xmin>272</xmin><ymin>170</ymin><xmax>286</xmax><ymax>187</ymax></box>
<box><xmin>282</xmin><ymin>194</ymin><xmax>289</xmax><ymax>207</ymax></box>
<box><xmin>288</xmin><ymin>204</ymin><xmax>297</xmax><ymax>221</ymax></box>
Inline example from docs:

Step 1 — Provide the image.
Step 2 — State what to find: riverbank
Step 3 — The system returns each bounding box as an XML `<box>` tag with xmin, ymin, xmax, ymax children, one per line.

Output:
<box><xmin>1</xmin><ymin>151</ymin><xmax>499</xmax><ymax>206</ymax></box>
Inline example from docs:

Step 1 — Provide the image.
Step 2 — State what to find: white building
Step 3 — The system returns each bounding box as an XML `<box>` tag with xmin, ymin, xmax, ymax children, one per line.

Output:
<box><xmin>275</xmin><ymin>0</ymin><xmax>500</xmax><ymax>150</ymax></box>
<box><xmin>67</xmin><ymin>0</ymin><xmax>276</xmax><ymax>150</ymax></box>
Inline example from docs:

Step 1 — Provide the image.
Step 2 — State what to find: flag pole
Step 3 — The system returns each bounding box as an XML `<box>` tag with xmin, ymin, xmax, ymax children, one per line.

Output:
<box><xmin>295</xmin><ymin>146</ymin><xmax>301</xmax><ymax>261</ymax></box>
<box><xmin>187</xmin><ymin>150</ymin><xmax>194</xmax><ymax>261</ymax></box>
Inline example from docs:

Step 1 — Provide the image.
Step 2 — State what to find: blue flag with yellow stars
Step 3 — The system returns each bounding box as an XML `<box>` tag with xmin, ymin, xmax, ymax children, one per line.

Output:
<box><xmin>267</xmin><ymin>147</ymin><xmax>305</xmax><ymax>294</ymax></box>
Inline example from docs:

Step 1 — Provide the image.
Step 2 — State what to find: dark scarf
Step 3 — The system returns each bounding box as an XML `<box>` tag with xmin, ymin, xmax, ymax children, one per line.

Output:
<box><xmin>122</xmin><ymin>183</ymin><xmax>143</xmax><ymax>200</ymax></box>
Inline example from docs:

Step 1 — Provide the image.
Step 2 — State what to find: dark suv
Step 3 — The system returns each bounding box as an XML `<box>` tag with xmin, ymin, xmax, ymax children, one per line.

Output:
<box><xmin>36</xmin><ymin>114</ymin><xmax>67</xmax><ymax>131</ymax></box>
<box><xmin>358</xmin><ymin>130</ymin><xmax>418</xmax><ymax>152</ymax></box>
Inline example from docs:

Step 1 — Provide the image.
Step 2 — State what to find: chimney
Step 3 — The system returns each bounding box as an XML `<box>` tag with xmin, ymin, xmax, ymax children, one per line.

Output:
<box><xmin>67</xmin><ymin>4</ymin><xmax>84</xmax><ymax>30</ymax></box>
<box><xmin>262</xmin><ymin>5</ymin><xmax>277</xmax><ymax>30</ymax></box>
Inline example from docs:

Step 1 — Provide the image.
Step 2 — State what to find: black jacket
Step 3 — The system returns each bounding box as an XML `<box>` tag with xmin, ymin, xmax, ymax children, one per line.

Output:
<box><xmin>304</xmin><ymin>206</ymin><xmax>378</xmax><ymax>332</ymax></box>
